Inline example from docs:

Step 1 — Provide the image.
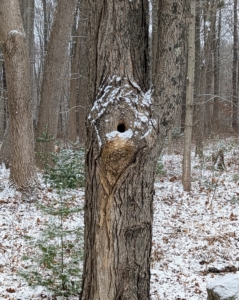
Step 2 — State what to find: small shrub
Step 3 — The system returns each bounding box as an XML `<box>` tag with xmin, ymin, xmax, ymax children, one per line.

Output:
<box><xmin>44</xmin><ymin>148</ymin><xmax>85</xmax><ymax>189</ymax></box>
<box><xmin>155</xmin><ymin>158</ymin><xmax>166</xmax><ymax>176</ymax></box>
<box><xmin>233</xmin><ymin>173</ymin><xmax>239</xmax><ymax>182</ymax></box>
<box><xmin>18</xmin><ymin>193</ymin><xmax>84</xmax><ymax>298</ymax></box>
<box><xmin>172</xmin><ymin>127</ymin><xmax>184</xmax><ymax>140</ymax></box>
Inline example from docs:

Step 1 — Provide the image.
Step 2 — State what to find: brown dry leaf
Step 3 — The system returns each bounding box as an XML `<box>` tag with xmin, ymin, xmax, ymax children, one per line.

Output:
<box><xmin>6</xmin><ymin>288</ymin><xmax>16</xmax><ymax>293</ymax></box>
<box><xmin>195</xmin><ymin>282</ymin><xmax>200</xmax><ymax>287</ymax></box>
<box><xmin>162</xmin><ymin>237</ymin><xmax>168</xmax><ymax>244</ymax></box>
<box><xmin>169</xmin><ymin>176</ymin><xmax>177</xmax><ymax>182</ymax></box>
<box><xmin>230</xmin><ymin>212</ymin><xmax>238</xmax><ymax>221</ymax></box>
<box><xmin>212</xmin><ymin>177</ymin><xmax>217</xmax><ymax>184</ymax></box>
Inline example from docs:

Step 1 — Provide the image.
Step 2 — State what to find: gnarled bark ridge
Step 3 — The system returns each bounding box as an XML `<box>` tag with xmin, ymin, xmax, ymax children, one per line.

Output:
<box><xmin>81</xmin><ymin>1</ymin><xmax>188</xmax><ymax>299</ymax></box>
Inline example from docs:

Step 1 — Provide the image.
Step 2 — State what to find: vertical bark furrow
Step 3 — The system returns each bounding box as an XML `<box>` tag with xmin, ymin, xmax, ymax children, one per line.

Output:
<box><xmin>81</xmin><ymin>0</ymin><xmax>188</xmax><ymax>299</ymax></box>
<box><xmin>0</xmin><ymin>0</ymin><xmax>36</xmax><ymax>188</ymax></box>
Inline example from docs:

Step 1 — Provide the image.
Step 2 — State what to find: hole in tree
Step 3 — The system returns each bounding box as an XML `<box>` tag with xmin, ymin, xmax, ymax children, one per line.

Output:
<box><xmin>117</xmin><ymin>123</ymin><xmax>126</xmax><ymax>133</ymax></box>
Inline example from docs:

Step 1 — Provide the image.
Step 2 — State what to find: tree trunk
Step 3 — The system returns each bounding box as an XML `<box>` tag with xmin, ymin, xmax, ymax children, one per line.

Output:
<box><xmin>81</xmin><ymin>0</ymin><xmax>188</xmax><ymax>299</ymax></box>
<box><xmin>20</xmin><ymin>0</ymin><xmax>37</xmax><ymax>122</ymax></box>
<box><xmin>194</xmin><ymin>0</ymin><xmax>204</xmax><ymax>158</ymax></box>
<box><xmin>36</xmin><ymin>0</ymin><xmax>77</xmax><ymax>168</ymax></box>
<box><xmin>42</xmin><ymin>0</ymin><xmax>48</xmax><ymax>55</ymax></box>
<box><xmin>212</xmin><ymin>5</ymin><xmax>221</xmax><ymax>131</ymax></box>
<box><xmin>182</xmin><ymin>0</ymin><xmax>196</xmax><ymax>191</ymax></box>
<box><xmin>0</xmin><ymin>0</ymin><xmax>36</xmax><ymax>188</ymax></box>
<box><xmin>77</xmin><ymin>0</ymin><xmax>88</xmax><ymax>146</ymax></box>
<box><xmin>0</xmin><ymin>56</ymin><xmax>6</xmax><ymax>140</ymax></box>
<box><xmin>68</xmin><ymin>1</ymin><xmax>80</xmax><ymax>143</ymax></box>
<box><xmin>232</xmin><ymin>0</ymin><xmax>238</xmax><ymax>132</ymax></box>
<box><xmin>69</xmin><ymin>0</ymin><xmax>88</xmax><ymax>145</ymax></box>
<box><xmin>203</xmin><ymin>0</ymin><xmax>217</xmax><ymax>139</ymax></box>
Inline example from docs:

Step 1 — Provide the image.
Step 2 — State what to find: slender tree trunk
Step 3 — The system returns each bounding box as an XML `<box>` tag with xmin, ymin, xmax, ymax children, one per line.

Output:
<box><xmin>0</xmin><ymin>56</ymin><xmax>5</xmax><ymax>139</ymax></box>
<box><xmin>77</xmin><ymin>0</ymin><xmax>88</xmax><ymax>146</ymax></box>
<box><xmin>0</xmin><ymin>0</ymin><xmax>36</xmax><ymax>188</ymax></box>
<box><xmin>212</xmin><ymin>5</ymin><xmax>221</xmax><ymax>130</ymax></box>
<box><xmin>0</xmin><ymin>62</ymin><xmax>9</xmax><ymax>161</ymax></box>
<box><xmin>203</xmin><ymin>0</ymin><xmax>217</xmax><ymax>138</ymax></box>
<box><xmin>20</xmin><ymin>0</ymin><xmax>36</xmax><ymax>122</ymax></box>
<box><xmin>36</xmin><ymin>0</ymin><xmax>77</xmax><ymax>167</ymax></box>
<box><xmin>68</xmin><ymin>1</ymin><xmax>79</xmax><ymax>143</ymax></box>
<box><xmin>42</xmin><ymin>0</ymin><xmax>48</xmax><ymax>55</ymax></box>
<box><xmin>182</xmin><ymin>0</ymin><xmax>196</xmax><ymax>191</ymax></box>
<box><xmin>194</xmin><ymin>0</ymin><xmax>203</xmax><ymax>158</ymax></box>
<box><xmin>232</xmin><ymin>0</ymin><xmax>238</xmax><ymax>132</ymax></box>
<box><xmin>81</xmin><ymin>0</ymin><xmax>188</xmax><ymax>299</ymax></box>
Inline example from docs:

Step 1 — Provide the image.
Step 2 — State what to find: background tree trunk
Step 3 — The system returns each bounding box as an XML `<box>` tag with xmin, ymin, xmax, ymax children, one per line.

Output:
<box><xmin>81</xmin><ymin>0</ymin><xmax>188</xmax><ymax>299</ymax></box>
<box><xmin>69</xmin><ymin>0</ymin><xmax>80</xmax><ymax>143</ymax></box>
<box><xmin>232</xmin><ymin>0</ymin><xmax>238</xmax><ymax>132</ymax></box>
<box><xmin>77</xmin><ymin>0</ymin><xmax>88</xmax><ymax>146</ymax></box>
<box><xmin>182</xmin><ymin>0</ymin><xmax>196</xmax><ymax>191</ymax></box>
<box><xmin>0</xmin><ymin>0</ymin><xmax>36</xmax><ymax>188</ymax></box>
<box><xmin>212</xmin><ymin>4</ymin><xmax>221</xmax><ymax>130</ymax></box>
<box><xmin>19</xmin><ymin>0</ymin><xmax>37</xmax><ymax>122</ymax></box>
<box><xmin>194</xmin><ymin>0</ymin><xmax>204</xmax><ymax>158</ymax></box>
<box><xmin>36</xmin><ymin>0</ymin><xmax>77</xmax><ymax>167</ymax></box>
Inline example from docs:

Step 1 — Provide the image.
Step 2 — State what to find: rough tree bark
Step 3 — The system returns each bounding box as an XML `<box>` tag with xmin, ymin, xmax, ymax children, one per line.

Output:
<box><xmin>182</xmin><ymin>0</ymin><xmax>196</xmax><ymax>191</ymax></box>
<box><xmin>80</xmin><ymin>0</ymin><xmax>187</xmax><ymax>299</ymax></box>
<box><xmin>36</xmin><ymin>0</ymin><xmax>77</xmax><ymax>167</ymax></box>
<box><xmin>0</xmin><ymin>0</ymin><xmax>36</xmax><ymax>188</ymax></box>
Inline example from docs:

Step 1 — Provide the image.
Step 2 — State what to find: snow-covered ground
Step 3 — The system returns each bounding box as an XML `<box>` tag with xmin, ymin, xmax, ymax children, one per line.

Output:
<box><xmin>1</xmin><ymin>137</ymin><xmax>239</xmax><ymax>299</ymax></box>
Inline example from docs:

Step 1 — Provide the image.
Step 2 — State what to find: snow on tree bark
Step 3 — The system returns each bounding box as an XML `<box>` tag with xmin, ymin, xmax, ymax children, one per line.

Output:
<box><xmin>81</xmin><ymin>0</ymin><xmax>188</xmax><ymax>299</ymax></box>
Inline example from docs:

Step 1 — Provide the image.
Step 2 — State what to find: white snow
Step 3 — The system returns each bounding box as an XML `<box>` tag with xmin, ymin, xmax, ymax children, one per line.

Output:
<box><xmin>105</xmin><ymin>129</ymin><xmax>133</xmax><ymax>140</ymax></box>
<box><xmin>207</xmin><ymin>273</ymin><xmax>239</xmax><ymax>299</ymax></box>
<box><xmin>0</xmin><ymin>137</ymin><xmax>239</xmax><ymax>299</ymax></box>
<box><xmin>9</xmin><ymin>30</ymin><xmax>25</xmax><ymax>38</ymax></box>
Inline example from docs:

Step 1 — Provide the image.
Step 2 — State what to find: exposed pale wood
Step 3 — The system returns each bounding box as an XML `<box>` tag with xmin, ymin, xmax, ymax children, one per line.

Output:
<box><xmin>81</xmin><ymin>1</ymin><xmax>188</xmax><ymax>299</ymax></box>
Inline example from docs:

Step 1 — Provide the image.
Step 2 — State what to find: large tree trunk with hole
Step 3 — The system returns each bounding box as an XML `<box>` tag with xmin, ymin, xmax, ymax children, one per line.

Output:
<box><xmin>36</xmin><ymin>0</ymin><xmax>76</xmax><ymax>168</ymax></box>
<box><xmin>80</xmin><ymin>1</ymin><xmax>187</xmax><ymax>299</ymax></box>
<box><xmin>0</xmin><ymin>0</ymin><xmax>36</xmax><ymax>188</ymax></box>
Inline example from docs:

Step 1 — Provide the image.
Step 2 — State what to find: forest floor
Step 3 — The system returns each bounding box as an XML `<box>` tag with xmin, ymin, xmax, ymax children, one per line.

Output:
<box><xmin>0</xmin><ymin>136</ymin><xmax>239</xmax><ymax>299</ymax></box>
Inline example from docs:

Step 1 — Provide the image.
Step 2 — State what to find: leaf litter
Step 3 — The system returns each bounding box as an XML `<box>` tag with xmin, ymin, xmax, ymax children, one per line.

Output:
<box><xmin>0</xmin><ymin>137</ymin><xmax>239</xmax><ymax>299</ymax></box>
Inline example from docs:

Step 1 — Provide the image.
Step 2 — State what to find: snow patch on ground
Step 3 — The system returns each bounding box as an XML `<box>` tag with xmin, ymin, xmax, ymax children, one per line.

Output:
<box><xmin>0</xmin><ymin>137</ymin><xmax>239</xmax><ymax>299</ymax></box>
